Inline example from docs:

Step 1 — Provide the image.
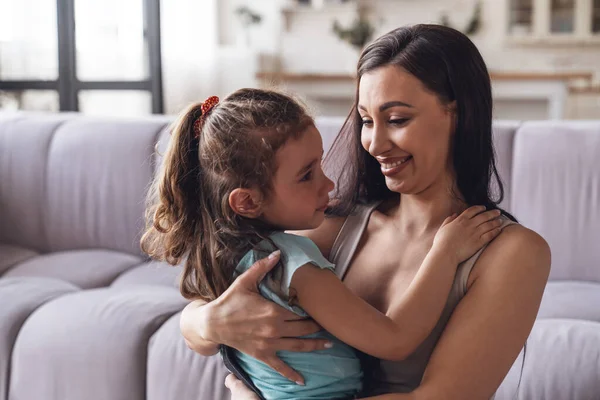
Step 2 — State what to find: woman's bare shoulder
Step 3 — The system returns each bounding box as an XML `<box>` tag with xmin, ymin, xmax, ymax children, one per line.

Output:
<box><xmin>288</xmin><ymin>216</ymin><xmax>347</xmax><ymax>259</ymax></box>
<box><xmin>470</xmin><ymin>223</ymin><xmax>551</xmax><ymax>287</ymax></box>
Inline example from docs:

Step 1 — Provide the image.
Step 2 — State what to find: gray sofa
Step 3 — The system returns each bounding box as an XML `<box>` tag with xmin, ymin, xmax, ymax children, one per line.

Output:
<box><xmin>0</xmin><ymin>112</ymin><xmax>598</xmax><ymax>400</ymax></box>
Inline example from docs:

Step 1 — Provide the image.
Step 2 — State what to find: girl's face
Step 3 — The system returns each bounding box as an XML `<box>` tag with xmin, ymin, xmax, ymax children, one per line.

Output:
<box><xmin>358</xmin><ymin>65</ymin><xmax>456</xmax><ymax>196</ymax></box>
<box><xmin>261</xmin><ymin>125</ymin><xmax>334</xmax><ymax>230</ymax></box>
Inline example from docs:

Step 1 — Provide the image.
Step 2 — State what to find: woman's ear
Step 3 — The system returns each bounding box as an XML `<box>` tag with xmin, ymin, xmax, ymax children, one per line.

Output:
<box><xmin>446</xmin><ymin>100</ymin><xmax>458</xmax><ymax>135</ymax></box>
<box><xmin>446</xmin><ymin>100</ymin><xmax>457</xmax><ymax>115</ymax></box>
<box><xmin>229</xmin><ymin>188</ymin><xmax>263</xmax><ymax>219</ymax></box>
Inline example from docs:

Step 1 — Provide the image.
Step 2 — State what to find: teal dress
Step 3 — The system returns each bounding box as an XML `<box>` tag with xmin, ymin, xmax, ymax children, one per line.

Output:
<box><xmin>233</xmin><ymin>232</ymin><xmax>363</xmax><ymax>400</ymax></box>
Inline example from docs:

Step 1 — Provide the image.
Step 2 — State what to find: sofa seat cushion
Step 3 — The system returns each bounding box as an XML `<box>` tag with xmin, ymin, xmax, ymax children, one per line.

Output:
<box><xmin>537</xmin><ymin>281</ymin><xmax>600</xmax><ymax>322</ymax></box>
<box><xmin>148</xmin><ymin>312</ymin><xmax>230</xmax><ymax>400</ymax></box>
<box><xmin>111</xmin><ymin>261</ymin><xmax>181</xmax><ymax>289</ymax></box>
<box><xmin>0</xmin><ymin>277</ymin><xmax>77</xmax><ymax>399</ymax></box>
<box><xmin>9</xmin><ymin>285</ymin><xmax>187</xmax><ymax>400</ymax></box>
<box><xmin>0</xmin><ymin>244</ymin><xmax>38</xmax><ymax>275</ymax></box>
<box><xmin>2</xmin><ymin>250</ymin><xmax>141</xmax><ymax>289</ymax></box>
<box><xmin>496</xmin><ymin>318</ymin><xmax>600</xmax><ymax>400</ymax></box>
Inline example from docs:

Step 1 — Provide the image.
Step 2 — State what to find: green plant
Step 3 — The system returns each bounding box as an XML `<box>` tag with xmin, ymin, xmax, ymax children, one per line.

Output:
<box><xmin>235</xmin><ymin>5</ymin><xmax>262</xmax><ymax>27</ymax></box>
<box><xmin>440</xmin><ymin>1</ymin><xmax>482</xmax><ymax>36</ymax></box>
<box><xmin>332</xmin><ymin>13</ymin><xmax>375</xmax><ymax>51</ymax></box>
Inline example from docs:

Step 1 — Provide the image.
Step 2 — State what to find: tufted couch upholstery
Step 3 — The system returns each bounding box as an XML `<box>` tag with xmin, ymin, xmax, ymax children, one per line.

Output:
<box><xmin>1</xmin><ymin>112</ymin><xmax>599</xmax><ymax>400</ymax></box>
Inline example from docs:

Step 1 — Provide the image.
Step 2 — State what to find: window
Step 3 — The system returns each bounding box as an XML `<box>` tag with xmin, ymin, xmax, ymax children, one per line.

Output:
<box><xmin>509</xmin><ymin>0</ymin><xmax>534</xmax><ymax>35</ymax></box>
<box><xmin>551</xmin><ymin>0</ymin><xmax>575</xmax><ymax>33</ymax></box>
<box><xmin>0</xmin><ymin>0</ymin><xmax>163</xmax><ymax>114</ymax></box>
<box><xmin>507</xmin><ymin>0</ymin><xmax>600</xmax><ymax>43</ymax></box>
<box><xmin>593</xmin><ymin>0</ymin><xmax>600</xmax><ymax>32</ymax></box>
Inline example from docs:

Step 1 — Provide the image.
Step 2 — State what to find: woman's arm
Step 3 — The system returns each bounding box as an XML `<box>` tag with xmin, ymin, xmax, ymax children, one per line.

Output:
<box><xmin>179</xmin><ymin>216</ymin><xmax>347</xmax><ymax>383</ymax></box>
<box><xmin>362</xmin><ymin>226</ymin><xmax>550</xmax><ymax>400</ymax></box>
<box><xmin>180</xmin><ymin>299</ymin><xmax>219</xmax><ymax>356</ymax></box>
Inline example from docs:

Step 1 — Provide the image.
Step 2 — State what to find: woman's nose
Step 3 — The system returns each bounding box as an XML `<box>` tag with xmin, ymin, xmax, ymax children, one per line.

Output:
<box><xmin>366</xmin><ymin>124</ymin><xmax>393</xmax><ymax>156</ymax></box>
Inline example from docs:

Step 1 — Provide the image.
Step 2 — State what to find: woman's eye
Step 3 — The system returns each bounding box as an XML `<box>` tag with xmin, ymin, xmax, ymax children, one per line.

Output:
<box><xmin>389</xmin><ymin>118</ymin><xmax>409</xmax><ymax>126</ymax></box>
<box><xmin>361</xmin><ymin>119</ymin><xmax>373</xmax><ymax>126</ymax></box>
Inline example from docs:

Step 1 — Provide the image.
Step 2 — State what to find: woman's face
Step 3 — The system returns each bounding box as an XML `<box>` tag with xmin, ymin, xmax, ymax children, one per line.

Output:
<box><xmin>358</xmin><ymin>65</ymin><xmax>456</xmax><ymax>195</ymax></box>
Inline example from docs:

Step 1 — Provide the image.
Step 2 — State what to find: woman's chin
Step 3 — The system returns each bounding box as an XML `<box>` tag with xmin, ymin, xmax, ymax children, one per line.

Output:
<box><xmin>385</xmin><ymin>177</ymin><xmax>412</xmax><ymax>194</ymax></box>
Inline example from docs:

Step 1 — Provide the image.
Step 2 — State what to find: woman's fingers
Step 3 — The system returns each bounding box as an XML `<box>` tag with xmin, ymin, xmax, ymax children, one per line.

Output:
<box><xmin>224</xmin><ymin>374</ymin><xmax>241</xmax><ymax>390</ymax></box>
<box><xmin>261</xmin><ymin>355</ymin><xmax>305</xmax><ymax>385</ymax></box>
<box><xmin>234</xmin><ymin>250</ymin><xmax>281</xmax><ymax>290</ymax></box>
<box><xmin>224</xmin><ymin>374</ymin><xmax>260</xmax><ymax>400</ymax></box>
<box><xmin>275</xmin><ymin>317</ymin><xmax>321</xmax><ymax>337</ymax></box>
<box><xmin>271</xmin><ymin>337</ymin><xmax>333</xmax><ymax>353</ymax></box>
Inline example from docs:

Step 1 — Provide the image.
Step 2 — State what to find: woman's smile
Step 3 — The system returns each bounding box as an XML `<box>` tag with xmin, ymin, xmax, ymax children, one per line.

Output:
<box><xmin>378</xmin><ymin>155</ymin><xmax>413</xmax><ymax>176</ymax></box>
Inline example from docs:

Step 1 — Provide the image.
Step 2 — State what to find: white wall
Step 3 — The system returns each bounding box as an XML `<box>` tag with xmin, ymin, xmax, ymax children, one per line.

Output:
<box><xmin>160</xmin><ymin>0</ymin><xmax>220</xmax><ymax>114</ymax></box>
<box><xmin>160</xmin><ymin>0</ymin><xmax>600</xmax><ymax>117</ymax></box>
<box><xmin>276</xmin><ymin>0</ymin><xmax>600</xmax><ymax>78</ymax></box>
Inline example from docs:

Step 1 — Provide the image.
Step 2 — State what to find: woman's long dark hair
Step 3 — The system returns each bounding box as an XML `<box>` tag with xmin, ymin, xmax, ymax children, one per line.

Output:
<box><xmin>326</xmin><ymin>24</ymin><xmax>515</xmax><ymax>221</ymax></box>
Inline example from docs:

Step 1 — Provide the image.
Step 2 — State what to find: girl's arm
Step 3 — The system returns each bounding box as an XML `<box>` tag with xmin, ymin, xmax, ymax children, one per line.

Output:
<box><xmin>291</xmin><ymin>207</ymin><xmax>501</xmax><ymax>361</ymax></box>
<box><xmin>291</xmin><ymin>246</ymin><xmax>456</xmax><ymax>361</ymax></box>
<box><xmin>360</xmin><ymin>226</ymin><xmax>551</xmax><ymax>399</ymax></box>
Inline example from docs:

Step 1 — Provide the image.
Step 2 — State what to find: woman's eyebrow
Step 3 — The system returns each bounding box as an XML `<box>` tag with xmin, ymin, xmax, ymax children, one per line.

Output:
<box><xmin>379</xmin><ymin>101</ymin><xmax>413</xmax><ymax>111</ymax></box>
<box><xmin>357</xmin><ymin>101</ymin><xmax>414</xmax><ymax>112</ymax></box>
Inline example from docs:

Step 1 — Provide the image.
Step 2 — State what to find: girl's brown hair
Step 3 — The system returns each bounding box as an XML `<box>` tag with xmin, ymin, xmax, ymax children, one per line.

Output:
<box><xmin>141</xmin><ymin>88</ymin><xmax>313</xmax><ymax>301</ymax></box>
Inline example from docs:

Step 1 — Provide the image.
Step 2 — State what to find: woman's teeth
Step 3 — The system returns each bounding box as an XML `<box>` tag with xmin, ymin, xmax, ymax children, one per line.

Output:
<box><xmin>382</xmin><ymin>157</ymin><xmax>411</xmax><ymax>169</ymax></box>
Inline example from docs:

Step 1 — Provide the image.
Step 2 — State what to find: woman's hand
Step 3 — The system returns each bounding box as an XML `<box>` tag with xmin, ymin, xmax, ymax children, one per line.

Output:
<box><xmin>182</xmin><ymin>250</ymin><xmax>333</xmax><ymax>384</ymax></box>
<box><xmin>225</xmin><ymin>375</ymin><xmax>260</xmax><ymax>400</ymax></box>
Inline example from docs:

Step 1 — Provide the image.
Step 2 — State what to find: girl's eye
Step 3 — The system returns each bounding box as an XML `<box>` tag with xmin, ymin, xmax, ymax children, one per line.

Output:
<box><xmin>361</xmin><ymin>119</ymin><xmax>373</xmax><ymax>126</ymax></box>
<box><xmin>300</xmin><ymin>171</ymin><xmax>313</xmax><ymax>182</ymax></box>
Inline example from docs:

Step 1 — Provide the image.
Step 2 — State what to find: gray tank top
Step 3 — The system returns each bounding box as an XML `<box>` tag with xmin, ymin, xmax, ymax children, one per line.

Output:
<box><xmin>329</xmin><ymin>202</ymin><xmax>516</xmax><ymax>396</ymax></box>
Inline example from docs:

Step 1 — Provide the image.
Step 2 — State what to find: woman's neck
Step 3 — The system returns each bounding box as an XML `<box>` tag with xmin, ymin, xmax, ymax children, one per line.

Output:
<box><xmin>384</xmin><ymin>180</ymin><xmax>466</xmax><ymax>237</ymax></box>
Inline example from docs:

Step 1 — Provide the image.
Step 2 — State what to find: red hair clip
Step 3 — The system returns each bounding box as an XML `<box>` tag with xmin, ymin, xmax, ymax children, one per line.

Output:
<box><xmin>193</xmin><ymin>96</ymin><xmax>220</xmax><ymax>137</ymax></box>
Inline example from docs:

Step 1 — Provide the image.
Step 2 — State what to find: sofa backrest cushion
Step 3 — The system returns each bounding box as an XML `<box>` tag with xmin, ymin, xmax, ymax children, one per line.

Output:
<box><xmin>43</xmin><ymin>116</ymin><xmax>169</xmax><ymax>255</ymax></box>
<box><xmin>0</xmin><ymin>114</ymin><xmax>73</xmax><ymax>250</ymax></box>
<box><xmin>511</xmin><ymin>121</ymin><xmax>600</xmax><ymax>282</ymax></box>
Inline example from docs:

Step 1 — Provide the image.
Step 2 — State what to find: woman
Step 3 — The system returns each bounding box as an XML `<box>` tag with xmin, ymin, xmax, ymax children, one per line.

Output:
<box><xmin>180</xmin><ymin>25</ymin><xmax>551</xmax><ymax>399</ymax></box>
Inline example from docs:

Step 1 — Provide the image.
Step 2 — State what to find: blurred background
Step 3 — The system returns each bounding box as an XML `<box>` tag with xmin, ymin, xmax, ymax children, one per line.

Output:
<box><xmin>0</xmin><ymin>0</ymin><xmax>599</xmax><ymax>120</ymax></box>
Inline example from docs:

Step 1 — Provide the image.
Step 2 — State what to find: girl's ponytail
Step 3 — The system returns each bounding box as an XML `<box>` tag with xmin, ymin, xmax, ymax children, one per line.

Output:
<box><xmin>141</xmin><ymin>101</ymin><xmax>225</xmax><ymax>300</ymax></box>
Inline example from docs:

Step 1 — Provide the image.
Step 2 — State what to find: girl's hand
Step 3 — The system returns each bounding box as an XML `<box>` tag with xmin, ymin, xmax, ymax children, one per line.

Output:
<box><xmin>197</xmin><ymin>251</ymin><xmax>332</xmax><ymax>384</ymax></box>
<box><xmin>433</xmin><ymin>206</ymin><xmax>503</xmax><ymax>264</ymax></box>
<box><xmin>225</xmin><ymin>374</ymin><xmax>260</xmax><ymax>400</ymax></box>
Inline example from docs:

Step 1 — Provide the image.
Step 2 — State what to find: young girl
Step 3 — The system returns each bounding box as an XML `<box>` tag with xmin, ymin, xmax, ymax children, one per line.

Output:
<box><xmin>141</xmin><ymin>88</ymin><xmax>502</xmax><ymax>400</ymax></box>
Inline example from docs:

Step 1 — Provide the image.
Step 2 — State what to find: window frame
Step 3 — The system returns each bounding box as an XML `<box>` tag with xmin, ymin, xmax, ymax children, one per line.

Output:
<box><xmin>0</xmin><ymin>0</ymin><xmax>164</xmax><ymax>113</ymax></box>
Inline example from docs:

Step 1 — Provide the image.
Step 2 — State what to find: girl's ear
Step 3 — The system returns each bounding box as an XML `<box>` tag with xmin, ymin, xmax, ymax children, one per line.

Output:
<box><xmin>229</xmin><ymin>188</ymin><xmax>263</xmax><ymax>219</ymax></box>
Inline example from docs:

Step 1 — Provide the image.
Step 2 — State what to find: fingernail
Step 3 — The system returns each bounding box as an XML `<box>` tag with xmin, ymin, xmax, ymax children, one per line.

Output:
<box><xmin>268</xmin><ymin>250</ymin><xmax>281</xmax><ymax>260</ymax></box>
<box><xmin>324</xmin><ymin>342</ymin><xmax>334</xmax><ymax>349</ymax></box>
<box><xmin>296</xmin><ymin>380</ymin><xmax>305</xmax><ymax>386</ymax></box>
